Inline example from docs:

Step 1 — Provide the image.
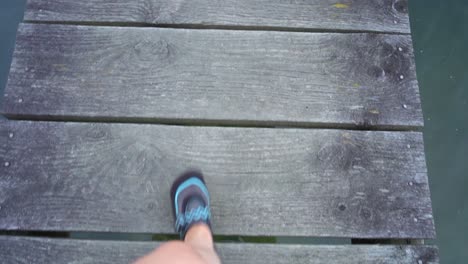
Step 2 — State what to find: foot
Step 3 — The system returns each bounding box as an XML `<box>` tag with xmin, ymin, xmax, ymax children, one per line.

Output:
<box><xmin>170</xmin><ymin>171</ymin><xmax>212</xmax><ymax>239</ymax></box>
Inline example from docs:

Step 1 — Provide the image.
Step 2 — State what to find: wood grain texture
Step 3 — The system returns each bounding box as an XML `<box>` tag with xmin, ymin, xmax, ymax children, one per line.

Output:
<box><xmin>0</xmin><ymin>120</ymin><xmax>434</xmax><ymax>238</ymax></box>
<box><xmin>2</xmin><ymin>23</ymin><xmax>423</xmax><ymax>129</ymax></box>
<box><xmin>0</xmin><ymin>236</ymin><xmax>439</xmax><ymax>264</ymax></box>
<box><xmin>25</xmin><ymin>0</ymin><xmax>411</xmax><ymax>33</ymax></box>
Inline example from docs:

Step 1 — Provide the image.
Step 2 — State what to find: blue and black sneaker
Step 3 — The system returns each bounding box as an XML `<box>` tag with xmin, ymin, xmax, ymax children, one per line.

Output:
<box><xmin>170</xmin><ymin>171</ymin><xmax>212</xmax><ymax>239</ymax></box>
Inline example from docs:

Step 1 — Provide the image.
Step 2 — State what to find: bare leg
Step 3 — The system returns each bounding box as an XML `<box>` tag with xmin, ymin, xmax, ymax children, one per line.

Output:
<box><xmin>134</xmin><ymin>224</ymin><xmax>220</xmax><ymax>264</ymax></box>
<box><xmin>184</xmin><ymin>223</ymin><xmax>221</xmax><ymax>264</ymax></box>
<box><xmin>134</xmin><ymin>241</ymin><xmax>206</xmax><ymax>264</ymax></box>
<box><xmin>135</xmin><ymin>171</ymin><xmax>220</xmax><ymax>263</ymax></box>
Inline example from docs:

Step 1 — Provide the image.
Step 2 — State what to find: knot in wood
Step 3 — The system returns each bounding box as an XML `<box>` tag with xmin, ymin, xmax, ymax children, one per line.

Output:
<box><xmin>85</xmin><ymin>127</ymin><xmax>108</xmax><ymax>140</ymax></box>
<box><xmin>393</xmin><ymin>0</ymin><xmax>408</xmax><ymax>14</ymax></box>
<box><xmin>359</xmin><ymin>207</ymin><xmax>373</xmax><ymax>220</ymax></box>
<box><xmin>317</xmin><ymin>143</ymin><xmax>355</xmax><ymax>170</ymax></box>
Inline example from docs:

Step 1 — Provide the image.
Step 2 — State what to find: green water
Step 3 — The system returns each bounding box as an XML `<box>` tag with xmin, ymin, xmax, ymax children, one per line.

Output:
<box><xmin>408</xmin><ymin>1</ymin><xmax>468</xmax><ymax>263</ymax></box>
<box><xmin>1</xmin><ymin>1</ymin><xmax>467</xmax><ymax>263</ymax></box>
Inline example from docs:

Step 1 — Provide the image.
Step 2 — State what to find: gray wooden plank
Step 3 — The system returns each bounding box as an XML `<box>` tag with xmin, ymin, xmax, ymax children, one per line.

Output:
<box><xmin>2</xmin><ymin>23</ymin><xmax>423</xmax><ymax>129</ymax></box>
<box><xmin>0</xmin><ymin>120</ymin><xmax>434</xmax><ymax>238</ymax></box>
<box><xmin>0</xmin><ymin>236</ymin><xmax>439</xmax><ymax>264</ymax></box>
<box><xmin>25</xmin><ymin>0</ymin><xmax>411</xmax><ymax>33</ymax></box>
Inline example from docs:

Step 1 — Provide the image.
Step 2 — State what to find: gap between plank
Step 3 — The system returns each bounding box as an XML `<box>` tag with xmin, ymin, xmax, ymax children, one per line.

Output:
<box><xmin>351</xmin><ymin>239</ymin><xmax>425</xmax><ymax>245</ymax></box>
<box><xmin>2</xmin><ymin>113</ymin><xmax>423</xmax><ymax>132</ymax></box>
<box><xmin>23</xmin><ymin>20</ymin><xmax>411</xmax><ymax>35</ymax></box>
<box><xmin>0</xmin><ymin>231</ymin><xmax>428</xmax><ymax>245</ymax></box>
<box><xmin>0</xmin><ymin>230</ymin><xmax>350</xmax><ymax>244</ymax></box>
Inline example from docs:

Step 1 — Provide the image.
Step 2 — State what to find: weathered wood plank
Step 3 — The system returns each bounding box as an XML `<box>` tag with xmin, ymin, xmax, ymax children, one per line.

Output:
<box><xmin>0</xmin><ymin>121</ymin><xmax>434</xmax><ymax>238</ymax></box>
<box><xmin>2</xmin><ymin>23</ymin><xmax>423</xmax><ymax>129</ymax></box>
<box><xmin>25</xmin><ymin>0</ymin><xmax>411</xmax><ymax>33</ymax></box>
<box><xmin>0</xmin><ymin>236</ymin><xmax>439</xmax><ymax>264</ymax></box>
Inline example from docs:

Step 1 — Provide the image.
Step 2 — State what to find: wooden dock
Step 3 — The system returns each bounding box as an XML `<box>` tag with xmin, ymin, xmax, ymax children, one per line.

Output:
<box><xmin>0</xmin><ymin>0</ymin><xmax>438</xmax><ymax>263</ymax></box>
